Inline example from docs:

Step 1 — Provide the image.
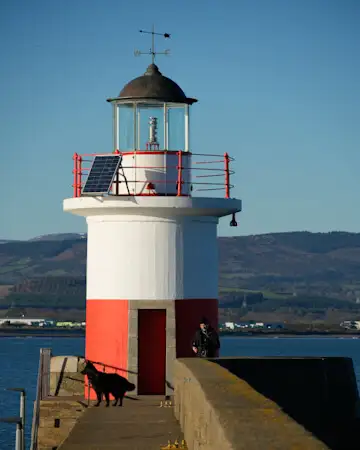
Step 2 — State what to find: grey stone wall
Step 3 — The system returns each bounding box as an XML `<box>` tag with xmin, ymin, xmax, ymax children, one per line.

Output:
<box><xmin>36</xmin><ymin>356</ymin><xmax>87</xmax><ymax>449</ymax></box>
<box><xmin>173</xmin><ymin>358</ymin><xmax>330</xmax><ymax>450</ymax></box>
<box><xmin>50</xmin><ymin>356</ymin><xmax>86</xmax><ymax>397</ymax></box>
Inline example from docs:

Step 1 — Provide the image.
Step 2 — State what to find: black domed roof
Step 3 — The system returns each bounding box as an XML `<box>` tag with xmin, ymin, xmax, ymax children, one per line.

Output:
<box><xmin>107</xmin><ymin>64</ymin><xmax>197</xmax><ymax>105</ymax></box>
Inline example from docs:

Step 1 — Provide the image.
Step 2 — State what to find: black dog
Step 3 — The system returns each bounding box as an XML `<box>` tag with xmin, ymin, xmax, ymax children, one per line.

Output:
<box><xmin>81</xmin><ymin>360</ymin><xmax>135</xmax><ymax>407</ymax></box>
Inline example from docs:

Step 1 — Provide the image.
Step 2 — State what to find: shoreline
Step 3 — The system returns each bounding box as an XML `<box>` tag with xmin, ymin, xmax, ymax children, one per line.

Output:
<box><xmin>220</xmin><ymin>330</ymin><xmax>360</xmax><ymax>338</ymax></box>
<box><xmin>222</xmin><ymin>333</ymin><xmax>360</xmax><ymax>339</ymax></box>
<box><xmin>0</xmin><ymin>328</ymin><xmax>85</xmax><ymax>338</ymax></box>
<box><xmin>0</xmin><ymin>327</ymin><xmax>360</xmax><ymax>338</ymax></box>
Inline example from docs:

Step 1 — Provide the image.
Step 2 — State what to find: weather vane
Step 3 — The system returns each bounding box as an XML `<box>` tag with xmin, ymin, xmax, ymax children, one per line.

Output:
<box><xmin>134</xmin><ymin>25</ymin><xmax>171</xmax><ymax>64</ymax></box>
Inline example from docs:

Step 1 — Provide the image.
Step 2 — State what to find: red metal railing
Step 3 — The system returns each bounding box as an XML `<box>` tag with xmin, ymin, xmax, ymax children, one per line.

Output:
<box><xmin>177</xmin><ymin>150</ymin><xmax>183</xmax><ymax>196</ymax></box>
<box><xmin>72</xmin><ymin>150</ymin><xmax>235</xmax><ymax>198</ymax></box>
<box><xmin>224</xmin><ymin>152</ymin><xmax>230</xmax><ymax>199</ymax></box>
<box><xmin>72</xmin><ymin>153</ymin><xmax>82</xmax><ymax>198</ymax></box>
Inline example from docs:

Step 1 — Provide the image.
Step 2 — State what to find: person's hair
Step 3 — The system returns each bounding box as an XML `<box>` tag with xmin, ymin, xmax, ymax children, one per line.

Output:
<box><xmin>200</xmin><ymin>316</ymin><xmax>209</xmax><ymax>325</ymax></box>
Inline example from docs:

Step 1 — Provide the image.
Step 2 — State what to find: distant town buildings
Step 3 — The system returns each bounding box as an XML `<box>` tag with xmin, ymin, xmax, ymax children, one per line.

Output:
<box><xmin>220</xmin><ymin>321</ymin><xmax>284</xmax><ymax>331</ymax></box>
<box><xmin>224</xmin><ymin>321</ymin><xmax>235</xmax><ymax>330</ymax></box>
<box><xmin>0</xmin><ymin>317</ymin><xmax>287</xmax><ymax>331</ymax></box>
<box><xmin>0</xmin><ymin>318</ymin><xmax>85</xmax><ymax>328</ymax></box>
<box><xmin>340</xmin><ymin>320</ymin><xmax>360</xmax><ymax>330</ymax></box>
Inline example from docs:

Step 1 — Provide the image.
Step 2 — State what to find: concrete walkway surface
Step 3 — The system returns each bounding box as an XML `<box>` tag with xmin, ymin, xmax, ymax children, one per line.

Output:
<box><xmin>58</xmin><ymin>396</ymin><xmax>184</xmax><ymax>450</ymax></box>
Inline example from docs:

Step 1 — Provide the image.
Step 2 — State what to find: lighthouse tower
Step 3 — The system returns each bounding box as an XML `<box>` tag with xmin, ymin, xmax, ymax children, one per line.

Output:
<box><xmin>64</xmin><ymin>47</ymin><xmax>241</xmax><ymax>396</ymax></box>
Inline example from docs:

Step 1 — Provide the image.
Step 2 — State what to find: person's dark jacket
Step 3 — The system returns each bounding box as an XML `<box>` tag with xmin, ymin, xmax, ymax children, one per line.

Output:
<box><xmin>192</xmin><ymin>325</ymin><xmax>220</xmax><ymax>357</ymax></box>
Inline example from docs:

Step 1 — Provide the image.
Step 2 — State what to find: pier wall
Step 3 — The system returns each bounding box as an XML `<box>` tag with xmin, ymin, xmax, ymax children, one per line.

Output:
<box><xmin>50</xmin><ymin>356</ymin><xmax>85</xmax><ymax>396</ymax></box>
<box><xmin>37</xmin><ymin>399</ymin><xmax>86</xmax><ymax>450</ymax></box>
<box><xmin>173</xmin><ymin>357</ymin><xmax>360</xmax><ymax>450</ymax></box>
<box><xmin>37</xmin><ymin>356</ymin><xmax>86</xmax><ymax>450</ymax></box>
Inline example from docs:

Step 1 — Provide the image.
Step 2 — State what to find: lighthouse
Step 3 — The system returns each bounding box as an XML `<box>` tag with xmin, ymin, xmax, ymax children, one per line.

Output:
<box><xmin>63</xmin><ymin>35</ymin><xmax>241</xmax><ymax>396</ymax></box>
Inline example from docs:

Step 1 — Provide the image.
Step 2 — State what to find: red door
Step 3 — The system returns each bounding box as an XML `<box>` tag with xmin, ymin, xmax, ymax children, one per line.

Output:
<box><xmin>138</xmin><ymin>309</ymin><xmax>166</xmax><ymax>395</ymax></box>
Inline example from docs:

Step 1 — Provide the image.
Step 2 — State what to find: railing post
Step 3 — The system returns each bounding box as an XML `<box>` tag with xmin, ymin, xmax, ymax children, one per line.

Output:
<box><xmin>16</xmin><ymin>420</ymin><xmax>22</xmax><ymax>450</ymax></box>
<box><xmin>224</xmin><ymin>152</ymin><xmax>230</xmax><ymax>199</ymax></box>
<box><xmin>87</xmin><ymin>378</ymin><xmax>90</xmax><ymax>407</ymax></box>
<box><xmin>114</xmin><ymin>149</ymin><xmax>120</xmax><ymax>195</ymax></box>
<box><xmin>177</xmin><ymin>151</ymin><xmax>183</xmax><ymax>196</ymax></box>
<box><xmin>77</xmin><ymin>155</ymin><xmax>82</xmax><ymax>198</ymax></box>
<box><xmin>20</xmin><ymin>390</ymin><xmax>25</xmax><ymax>450</ymax></box>
<box><xmin>72</xmin><ymin>153</ymin><xmax>78</xmax><ymax>198</ymax></box>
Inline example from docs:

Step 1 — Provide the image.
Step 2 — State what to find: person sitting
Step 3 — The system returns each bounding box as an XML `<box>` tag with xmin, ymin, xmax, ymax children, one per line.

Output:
<box><xmin>192</xmin><ymin>316</ymin><xmax>220</xmax><ymax>357</ymax></box>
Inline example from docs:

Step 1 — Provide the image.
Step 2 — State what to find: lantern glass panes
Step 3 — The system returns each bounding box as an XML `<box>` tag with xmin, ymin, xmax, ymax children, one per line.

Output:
<box><xmin>117</xmin><ymin>104</ymin><xmax>135</xmax><ymax>151</ymax></box>
<box><xmin>167</xmin><ymin>105</ymin><xmax>186</xmax><ymax>151</ymax></box>
<box><xmin>115</xmin><ymin>102</ymin><xmax>190</xmax><ymax>152</ymax></box>
<box><xmin>137</xmin><ymin>103</ymin><xmax>164</xmax><ymax>150</ymax></box>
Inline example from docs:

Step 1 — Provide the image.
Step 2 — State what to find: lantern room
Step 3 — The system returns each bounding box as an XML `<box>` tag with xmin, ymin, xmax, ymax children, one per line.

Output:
<box><xmin>103</xmin><ymin>63</ymin><xmax>197</xmax><ymax>196</ymax></box>
<box><xmin>107</xmin><ymin>63</ymin><xmax>197</xmax><ymax>153</ymax></box>
<box><xmin>72</xmin><ymin>62</ymin><xmax>235</xmax><ymax>199</ymax></box>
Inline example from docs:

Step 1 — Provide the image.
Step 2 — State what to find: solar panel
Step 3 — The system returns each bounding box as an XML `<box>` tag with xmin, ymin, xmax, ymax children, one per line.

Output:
<box><xmin>82</xmin><ymin>155</ymin><xmax>121</xmax><ymax>195</ymax></box>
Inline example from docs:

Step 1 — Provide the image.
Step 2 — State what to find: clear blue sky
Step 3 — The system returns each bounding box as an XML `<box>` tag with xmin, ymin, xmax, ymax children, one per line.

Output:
<box><xmin>0</xmin><ymin>0</ymin><xmax>359</xmax><ymax>240</ymax></box>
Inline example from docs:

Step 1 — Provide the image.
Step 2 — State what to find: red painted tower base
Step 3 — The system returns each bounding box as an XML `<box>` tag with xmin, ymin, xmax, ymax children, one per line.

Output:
<box><xmin>84</xmin><ymin>298</ymin><xmax>219</xmax><ymax>399</ymax></box>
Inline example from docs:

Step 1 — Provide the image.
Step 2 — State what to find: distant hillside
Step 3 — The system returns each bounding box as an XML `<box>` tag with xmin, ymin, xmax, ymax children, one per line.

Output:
<box><xmin>1</xmin><ymin>231</ymin><xmax>360</xmax><ymax>323</ymax></box>
<box><xmin>28</xmin><ymin>233</ymin><xmax>86</xmax><ymax>242</ymax></box>
<box><xmin>219</xmin><ymin>231</ymin><xmax>360</xmax><ymax>297</ymax></box>
<box><xmin>0</xmin><ymin>237</ymin><xmax>87</xmax><ymax>284</ymax></box>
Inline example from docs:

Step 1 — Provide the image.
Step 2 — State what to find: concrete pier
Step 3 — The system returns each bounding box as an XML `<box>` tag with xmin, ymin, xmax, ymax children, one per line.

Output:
<box><xmin>58</xmin><ymin>396</ymin><xmax>183</xmax><ymax>450</ymax></box>
<box><xmin>33</xmin><ymin>353</ymin><xmax>360</xmax><ymax>450</ymax></box>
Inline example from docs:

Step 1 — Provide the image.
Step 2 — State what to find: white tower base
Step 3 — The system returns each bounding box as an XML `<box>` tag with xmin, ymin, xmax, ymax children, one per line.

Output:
<box><xmin>64</xmin><ymin>195</ymin><xmax>241</xmax><ymax>395</ymax></box>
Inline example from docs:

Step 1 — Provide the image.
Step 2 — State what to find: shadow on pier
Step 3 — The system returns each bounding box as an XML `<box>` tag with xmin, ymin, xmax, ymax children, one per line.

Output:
<box><xmin>215</xmin><ymin>357</ymin><xmax>360</xmax><ymax>450</ymax></box>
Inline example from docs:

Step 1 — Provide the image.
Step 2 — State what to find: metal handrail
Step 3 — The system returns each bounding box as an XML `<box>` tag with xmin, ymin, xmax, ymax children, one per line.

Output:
<box><xmin>72</xmin><ymin>150</ymin><xmax>235</xmax><ymax>198</ymax></box>
<box><xmin>30</xmin><ymin>348</ymin><xmax>51</xmax><ymax>450</ymax></box>
<box><xmin>0</xmin><ymin>417</ymin><xmax>23</xmax><ymax>450</ymax></box>
<box><xmin>84</xmin><ymin>358</ymin><xmax>129</xmax><ymax>374</ymax></box>
<box><xmin>0</xmin><ymin>388</ymin><xmax>26</xmax><ymax>450</ymax></box>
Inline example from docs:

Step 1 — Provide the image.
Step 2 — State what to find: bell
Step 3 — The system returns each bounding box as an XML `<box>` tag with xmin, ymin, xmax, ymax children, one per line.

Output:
<box><xmin>230</xmin><ymin>213</ymin><xmax>237</xmax><ymax>227</ymax></box>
